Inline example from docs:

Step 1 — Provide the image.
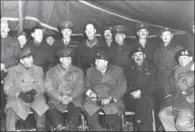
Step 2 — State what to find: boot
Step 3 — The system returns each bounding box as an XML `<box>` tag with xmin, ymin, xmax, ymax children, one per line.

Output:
<box><xmin>105</xmin><ymin>114</ymin><xmax>122</xmax><ymax>131</ymax></box>
<box><xmin>85</xmin><ymin>112</ymin><xmax>106</xmax><ymax>131</ymax></box>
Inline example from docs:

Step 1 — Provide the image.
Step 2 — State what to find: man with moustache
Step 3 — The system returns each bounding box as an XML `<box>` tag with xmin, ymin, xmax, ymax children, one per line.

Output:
<box><xmin>55</xmin><ymin>21</ymin><xmax>80</xmax><ymax>67</ymax></box>
<box><xmin>132</xmin><ymin>23</ymin><xmax>158</xmax><ymax>66</ymax></box>
<box><xmin>125</xmin><ymin>47</ymin><xmax>156</xmax><ymax>131</ymax></box>
<box><xmin>4</xmin><ymin>47</ymin><xmax>49</xmax><ymax>131</ymax></box>
<box><xmin>158</xmin><ymin>49</ymin><xmax>194</xmax><ymax>131</ymax></box>
<box><xmin>100</xmin><ymin>24</ymin><xmax>115</xmax><ymax>53</ymax></box>
<box><xmin>1</xmin><ymin>18</ymin><xmax>21</xmax><ymax>118</ymax></box>
<box><xmin>78</xmin><ymin>22</ymin><xmax>102</xmax><ymax>73</ymax></box>
<box><xmin>45</xmin><ymin>48</ymin><xmax>84</xmax><ymax>131</ymax></box>
<box><xmin>83</xmin><ymin>49</ymin><xmax>127</xmax><ymax>131</ymax></box>
<box><xmin>154</xmin><ymin>27</ymin><xmax>183</xmax><ymax>109</ymax></box>
<box><xmin>17</xmin><ymin>31</ymin><xmax>28</xmax><ymax>49</ymax></box>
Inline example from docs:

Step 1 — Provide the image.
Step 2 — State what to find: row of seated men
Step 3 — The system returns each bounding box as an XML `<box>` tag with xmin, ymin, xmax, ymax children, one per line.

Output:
<box><xmin>1</xmin><ymin>17</ymin><xmax>194</xmax><ymax>131</ymax></box>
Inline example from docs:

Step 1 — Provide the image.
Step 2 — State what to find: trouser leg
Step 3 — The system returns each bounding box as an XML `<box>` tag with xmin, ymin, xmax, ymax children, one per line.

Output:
<box><xmin>176</xmin><ymin>110</ymin><xmax>194</xmax><ymax>131</ymax></box>
<box><xmin>105</xmin><ymin>114</ymin><xmax>122</xmax><ymax>130</ymax></box>
<box><xmin>6</xmin><ymin>108</ymin><xmax>18</xmax><ymax>131</ymax></box>
<box><xmin>46</xmin><ymin>107</ymin><xmax>64</xmax><ymax>128</ymax></box>
<box><xmin>84</xmin><ymin>110</ymin><xmax>105</xmax><ymax>131</ymax></box>
<box><xmin>34</xmin><ymin>112</ymin><xmax>46</xmax><ymax>128</ymax></box>
<box><xmin>67</xmin><ymin>103</ymin><xmax>82</xmax><ymax>126</ymax></box>
<box><xmin>158</xmin><ymin>106</ymin><xmax>178</xmax><ymax>131</ymax></box>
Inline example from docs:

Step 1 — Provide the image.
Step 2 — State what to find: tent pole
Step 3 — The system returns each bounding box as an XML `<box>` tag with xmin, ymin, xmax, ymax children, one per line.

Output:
<box><xmin>18</xmin><ymin>0</ymin><xmax>23</xmax><ymax>32</ymax></box>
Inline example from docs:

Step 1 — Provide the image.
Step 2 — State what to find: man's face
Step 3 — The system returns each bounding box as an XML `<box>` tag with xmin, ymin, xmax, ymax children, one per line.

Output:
<box><xmin>115</xmin><ymin>33</ymin><xmax>126</xmax><ymax>45</ymax></box>
<box><xmin>46</xmin><ymin>36</ymin><xmax>55</xmax><ymax>46</ymax></box>
<box><xmin>60</xmin><ymin>57</ymin><xmax>72</xmax><ymax>69</ymax></box>
<box><xmin>61</xmin><ymin>28</ymin><xmax>72</xmax><ymax>39</ymax></box>
<box><xmin>20</xmin><ymin>56</ymin><xmax>33</xmax><ymax>68</ymax></box>
<box><xmin>95</xmin><ymin>59</ymin><xmax>108</xmax><ymax>71</ymax></box>
<box><xmin>132</xmin><ymin>52</ymin><xmax>145</xmax><ymax>66</ymax></box>
<box><xmin>17</xmin><ymin>35</ymin><xmax>27</xmax><ymax>48</ymax></box>
<box><xmin>85</xmin><ymin>24</ymin><xmax>96</xmax><ymax>40</ymax></box>
<box><xmin>104</xmin><ymin>30</ymin><xmax>112</xmax><ymax>40</ymax></box>
<box><xmin>179</xmin><ymin>56</ymin><xmax>192</xmax><ymax>67</ymax></box>
<box><xmin>161</xmin><ymin>31</ymin><xmax>173</xmax><ymax>43</ymax></box>
<box><xmin>137</xmin><ymin>29</ymin><xmax>148</xmax><ymax>39</ymax></box>
<box><xmin>1</xmin><ymin>22</ymin><xmax>10</xmax><ymax>38</ymax></box>
<box><xmin>32</xmin><ymin>29</ymin><xmax>43</xmax><ymax>43</ymax></box>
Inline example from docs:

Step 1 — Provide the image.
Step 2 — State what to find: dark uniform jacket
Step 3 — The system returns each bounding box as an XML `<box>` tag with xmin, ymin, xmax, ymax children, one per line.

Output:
<box><xmin>1</xmin><ymin>36</ymin><xmax>21</xmax><ymax>68</ymax></box>
<box><xmin>78</xmin><ymin>38</ymin><xmax>102</xmax><ymax>73</ymax></box>
<box><xmin>83</xmin><ymin>64</ymin><xmax>127</xmax><ymax>116</ymax></box>
<box><xmin>169</xmin><ymin>61</ymin><xmax>194</xmax><ymax>114</ymax></box>
<box><xmin>109</xmin><ymin>41</ymin><xmax>134</xmax><ymax>87</ymax></box>
<box><xmin>45</xmin><ymin>64</ymin><xmax>84</xmax><ymax>112</ymax></box>
<box><xmin>154</xmin><ymin>42</ymin><xmax>183</xmax><ymax>96</ymax></box>
<box><xmin>99</xmin><ymin>38</ymin><xmax>115</xmax><ymax>58</ymax></box>
<box><xmin>55</xmin><ymin>39</ymin><xmax>80</xmax><ymax>67</ymax></box>
<box><xmin>127</xmin><ymin>62</ymin><xmax>156</xmax><ymax>95</ymax></box>
<box><xmin>4</xmin><ymin>63</ymin><xmax>48</xmax><ymax>120</ymax></box>
<box><xmin>26</xmin><ymin>40</ymin><xmax>50</xmax><ymax>69</ymax></box>
<box><xmin>132</xmin><ymin>39</ymin><xmax>158</xmax><ymax>66</ymax></box>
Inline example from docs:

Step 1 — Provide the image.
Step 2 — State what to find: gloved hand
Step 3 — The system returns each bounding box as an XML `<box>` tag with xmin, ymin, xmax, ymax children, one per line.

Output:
<box><xmin>18</xmin><ymin>92</ymin><xmax>34</xmax><ymax>103</ymax></box>
<box><xmin>25</xmin><ymin>89</ymin><xmax>37</xmax><ymax>97</ymax></box>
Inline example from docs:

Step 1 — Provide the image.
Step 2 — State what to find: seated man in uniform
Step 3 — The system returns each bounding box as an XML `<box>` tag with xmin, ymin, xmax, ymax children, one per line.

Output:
<box><xmin>45</xmin><ymin>48</ymin><xmax>84</xmax><ymax>131</ymax></box>
<box><xmin>3</xmin><ymin>47</ymin><xmax>49</xmax><ymax>131</ymax></box>
<box><xmin>83</xmin><ymin>49</ymin><xmax>127</xmax><ymax>131</ymax></box>
<box><xmin>126</xmin><ymin>47</ymin><xmax>156</xmax><ymax>131</ymax></box>
<box><xmin>158</xmin><ymin>49</ymin><xmax>194</xmax><ymax>131</ymax></box>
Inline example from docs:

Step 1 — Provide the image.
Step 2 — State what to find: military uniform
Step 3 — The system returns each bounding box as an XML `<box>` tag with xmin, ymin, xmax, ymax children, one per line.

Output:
<box><xmin>1</xmin><ymin>36</ymin><xmax>21</xmax><ymax>68</ymax></box>
<box><xmin>154</xmin><ymin>28</ymin><xmax>183</xmax><ymax>107</ymax></box>
<box><xmin>158</xmin><ymin>49</ymin><xmax>194</xmax><ymax>131</ymax></box>
<box><xmin>109</xmin><ymin>25</ymin><xmax>134</xmax><ymax>87</ymax></box>
<box><xmin>78</xmin><ymin>37</ymin><xmax>102</xmax><ymax>73</ymax></box>
<box><xmin>82</xmin><ymin>49</ymin><xmax>127</xmax><ymax>130</ymax></box>
<box><xmin>3</xmin><ymin>47</ymin><xmax>48</xmax><ymax>131</ymax></box>
<box><xmin>45</xmin><ymin>48</ymin><xmax>84</xmax><ymax>128</ymax></box>
<box><xmin>124</xmin><ymin>47</ymin><xmax>156</xmax><ymax>131</ymax></box>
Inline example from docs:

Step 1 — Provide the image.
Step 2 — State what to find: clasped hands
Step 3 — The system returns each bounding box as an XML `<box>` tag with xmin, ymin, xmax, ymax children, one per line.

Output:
<box><xmin>130</xmin><ymin>89</ymin><xmax>141</xmax><ymax>99</ymax></box>
<box><xmin>18</xmin><ymin>89</ymin><xmax>37</xmax><ymax>103</ymax></box>
<box><xmin>58</xmin><ymin>95</ymin><xmax>73</xmax><ymax>105</ymax></box>
<box><xmin>86</xmin><ymin>89</ymin><xmax>113</xmax><ymax>105</ymax></box>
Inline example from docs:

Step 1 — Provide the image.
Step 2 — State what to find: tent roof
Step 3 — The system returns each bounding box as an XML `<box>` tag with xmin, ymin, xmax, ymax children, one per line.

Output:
<box><xmin>1</xmin><ymin>0</ymin><xmax>194</xmax><ymax>36</ymax></box>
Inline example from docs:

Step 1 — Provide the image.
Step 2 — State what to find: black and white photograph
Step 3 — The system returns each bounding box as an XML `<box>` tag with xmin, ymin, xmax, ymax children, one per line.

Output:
<box><xmin>1</xmin><ymin>0</ymin><xmax>194</xmax><ymax>131</ymax></box>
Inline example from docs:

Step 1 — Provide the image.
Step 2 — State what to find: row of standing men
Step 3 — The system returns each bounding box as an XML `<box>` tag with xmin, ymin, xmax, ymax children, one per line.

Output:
<box><xmin>1</xmin><ymin>18</ymin><xmax>194</xmax><ymax>131</ymax></box>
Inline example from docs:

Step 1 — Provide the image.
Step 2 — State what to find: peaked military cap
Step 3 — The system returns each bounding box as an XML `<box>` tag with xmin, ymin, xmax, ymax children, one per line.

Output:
<box><xmin>57</xmin><ymin>48</ymin><xmax>75</xmax><ymax>58</ymax></box>
<box><xmin>58</xmin><ymin>21</ymin><xmax>74</xmax><ymax>30</ymax></box>
<box><xmin>17</xmin><ymin>31</ymin><xmax>28</xmax><ymax>38</ymax></box>
<box><xmin>131</xmin><ymin>46</ymin><xmax>145</xmax><ymax>55</ymax></box>
<box><xmin>95</xmin><ymin>49</ymin><xmax>109</xmax><ymax>61</ymax></box>
<box><xmin>103</xmin><ymin>24</ymin><xmax>113</xmax><ymax>32</ymax></box>
<box><xmin>178</xmin><ymin>49</ymin><xmax>192</xmax><ymax>57</ymax></box>
<box><xmin>20</xmin><ymin>47</ymin><xmax>33</xmax><ymax>59</ymax></box>
<box><xmin>159</xmin><ymin>27</ymin><xmax>172</xmax><ymax>35</ymax></box>
<box><xmin>136</xmin><ymin>23</ymin><xmax>149</xmax><ymax>31</ymax></box>
<box><xmin>112</xmin><ymin>25</ymin><xmax>126</xmax><ymax>34</ymax></box>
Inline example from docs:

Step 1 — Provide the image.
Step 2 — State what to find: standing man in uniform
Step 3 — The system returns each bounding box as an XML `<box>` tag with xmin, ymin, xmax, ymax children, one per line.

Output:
<box><xmin>109</xmin><ymin>25</ymin><xmax>134</xmax><ymax>89</ymax></box>
<box><xmin>45</xmin><ymin>48</ymin><xmax>84</xmax><ymax>131</ymax></box>
<box><xmin>154</xmin><ymin>27</ymin><xmax>183</xmax><ymax>109</ymax></box>
<box><xmin>1</xmin><ymin>18</ymin><xmax>21</xmax><ymax>118</ymax></box>
<box><xmin>26</xmin><ymin>25</ymin><xmax>51</xmax><ymax>73</ymax></box>
<box><xmin>125</xmin><ymin>47</ymin><xmax>156</xmax><ymax>131</ymax></box>
<box><xmin>132</xmin><ymin>23</ymin><xmax>158</xmax><ymax>66</ymax></box>
<box><xmin>83</xmin><ymin>49</ymin><xmax>127</xmax><ymax>131</ymax></box>
<box><xmin>3</xmin><ymin>47</ymin><xmax>49</xmax><ymax>131</ymax></box>
<box><xmin>158</xmin><ymin>49</ymin><xmax>194</xmax><ymax>131</ymax></box>
<box><xmin>55</xmin><ymin>21</ymin><xmax>80</xmax><ymax>67</ymax></box>
<box><xmin>78</xmin><ymin>22</ymin><xmax>102</xmax><ymax>73</ymax></box>
<box><xmin>100</xmin><ymin>24</ymin><xmax>115</xmax><ymax>54</ymax></box>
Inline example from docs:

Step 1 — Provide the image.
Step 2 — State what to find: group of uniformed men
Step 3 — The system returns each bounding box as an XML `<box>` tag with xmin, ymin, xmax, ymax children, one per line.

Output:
<box><xmin>1</xmin><ymin>17</ymin><xmax>194</xmax><ymax>131</ymax></box>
